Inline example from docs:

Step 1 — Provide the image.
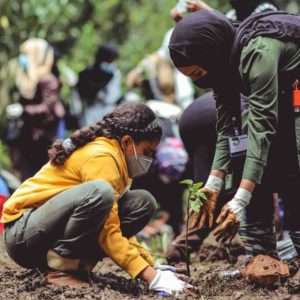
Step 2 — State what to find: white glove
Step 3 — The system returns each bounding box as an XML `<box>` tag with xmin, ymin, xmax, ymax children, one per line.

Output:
<box><xmin>149</xmin><ymin>270</ymin><xmax>191</xmax><ymax>296</ymax></box>
<box><xmin>205</xmin><ymin>175</ymin><xmax>224</xmax><ymax>193</ymax></box>
<box><xmin>227</xmin><ymin>187</ymin><xmax>252</xmax><ymax>222</ymax></box>
<box><xmin>154</xmin><ymin>263</ymin><xmax>176</xmax><ymax>272</ymax></box>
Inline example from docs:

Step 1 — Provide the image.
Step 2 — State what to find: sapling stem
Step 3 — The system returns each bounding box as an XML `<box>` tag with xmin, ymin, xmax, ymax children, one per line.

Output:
<box><xmin>185</xmin><ymin>189</ymin><xmax>191</xmax><ymax>277</ymax></box>
<box><xmin>180</xmin><ymin>179</ymin><xmax>206</xmax><ymax>278</ymax></box>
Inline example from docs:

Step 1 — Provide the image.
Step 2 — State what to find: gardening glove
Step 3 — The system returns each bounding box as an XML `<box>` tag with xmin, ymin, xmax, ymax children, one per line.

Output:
<box><xmin>154</xmin><ymin>263</ymin><xmax>177</xmax><ymax>272</ymax></box>
<box><xmin>213</xmin><ymin>188</ymin><xmax>252</xmax><ymax>243</ymax></box>
<box><xmin>149</xmin><ymin>270</ymin><xmax>192</xmax><ymax>296</ymax></box>
<box><xmin>189</xmin><ymin>175</ymin><xmax>223</xmax><ymax>230</ymax></box>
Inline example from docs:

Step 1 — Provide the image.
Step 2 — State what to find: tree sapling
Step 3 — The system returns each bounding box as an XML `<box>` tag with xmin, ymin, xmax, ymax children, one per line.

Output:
<box><xmin>180</xmin><ymin>179</ymin><xmax>207</xmax><ymax>276</ymax></box>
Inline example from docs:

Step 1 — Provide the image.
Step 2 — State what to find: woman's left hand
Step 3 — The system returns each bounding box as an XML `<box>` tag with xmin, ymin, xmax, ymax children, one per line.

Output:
<box><xmin>213</xmin><ymin>187</ymin><xmax>252</xmax><ymax>243</ymax></box>
<box><xmin>212</xmin><ymin>204</ymin><xmax>240</xmax><ymax>243</ymax></box>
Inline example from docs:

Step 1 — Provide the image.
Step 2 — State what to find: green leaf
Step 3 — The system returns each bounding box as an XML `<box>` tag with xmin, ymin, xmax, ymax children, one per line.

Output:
<box><xmin>192</xmin><ymin>181</ymin><xmax>203</xmax><ymax>192</ymax></box>
<box><xmin>191</xmin><ymin>200</ymin><xmax>201</xmax><ymax>213</ymax></box>
<box><xmin>140</xmin><ymin>241</ymin><xmax>151</xmax><ymax>252</ymax></box>
<box><xmin>199</xmin><ymin>192</ymin><xmax>208</xmax><ymax>200</ymax></box>
<box><xmin>161</xmin><ymin>231</ymin><xmax>170</xmax><ymax>252</ymax></box>
<box><xmin>180</xmin><ymin>179</ymin><xmax>193</xmax><ymax>186</ymax></box>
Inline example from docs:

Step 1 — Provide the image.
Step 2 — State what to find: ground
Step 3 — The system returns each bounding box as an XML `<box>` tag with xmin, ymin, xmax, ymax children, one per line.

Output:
<box><xmin>0</xmin><ymin>233</ymin><xmax>300</xmax><ymax>300</ymax></box>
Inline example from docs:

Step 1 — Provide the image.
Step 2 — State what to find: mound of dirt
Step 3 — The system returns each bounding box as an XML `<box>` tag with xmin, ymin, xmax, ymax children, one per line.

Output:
<box><xmin>0</xmin><ymin>233</ymin><xmax>298</xmax><ymax>299</ymax></box>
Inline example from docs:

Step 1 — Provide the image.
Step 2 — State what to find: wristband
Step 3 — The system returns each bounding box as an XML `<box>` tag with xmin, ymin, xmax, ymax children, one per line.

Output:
<box><xmin>234</xmin><ymin>187</ymin><xmax>252</xmax><ymax>207</ymax></box>
<box><xmin>205</xmin><ymin>175</ymin><xmax>224</xmax><ymax>193</ymax></box>
<box><xmin>227</xmin><ymin>188</ymin><xmax>252</xmax><ymax>222</ymax></box>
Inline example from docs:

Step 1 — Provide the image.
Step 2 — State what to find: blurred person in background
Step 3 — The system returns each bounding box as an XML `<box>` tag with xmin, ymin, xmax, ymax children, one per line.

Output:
<box><xmin>126</xmin><ymin>28</ymin><xmax>194</xmax><ymax>109</ymax></box>
<box><xmin>76</xmin><ymin>42</ymin><xmax>121</xmax><ymax>127</ymax></box>
<box><xmin>6</xmin><ymin>38</ymin><xmax>65</xmax><ymax>181</ymax></box>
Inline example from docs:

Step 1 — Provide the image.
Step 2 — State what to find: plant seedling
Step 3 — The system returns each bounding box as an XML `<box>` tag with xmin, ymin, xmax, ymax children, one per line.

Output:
<box><xmin>180</xmin><ymin>179</ymin><xmax>207</xmax><ymax>276</ymax></box>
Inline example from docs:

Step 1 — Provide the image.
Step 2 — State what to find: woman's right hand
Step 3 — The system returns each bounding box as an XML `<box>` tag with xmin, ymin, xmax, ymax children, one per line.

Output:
<box><xmin>189</xmin><ymin>187</ymin><xmax>219</xmax><ymax>229</ymax></box>
<box><xmin>149</xmin><ymin>270</ymin><xmax>192</xmax><ymax>296</ymax></box>
<box><xmin>189</xmin><ymin>174</ymin><xmax>224</xmax><ymax>229</ymax></box>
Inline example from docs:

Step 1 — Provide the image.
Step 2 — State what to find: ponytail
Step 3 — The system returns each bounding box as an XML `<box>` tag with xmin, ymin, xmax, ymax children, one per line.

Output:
<box><xmin>48</xmin><ymin>103</ymin><xmax>162</xmax><ymax>166</ymax></box>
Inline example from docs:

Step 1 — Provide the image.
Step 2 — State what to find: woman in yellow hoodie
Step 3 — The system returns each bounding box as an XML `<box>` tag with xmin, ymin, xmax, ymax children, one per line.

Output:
<box><xmin>2</xmin><ymin>103</ymin><xmax>190</xmax><ymax>295</ymax></box>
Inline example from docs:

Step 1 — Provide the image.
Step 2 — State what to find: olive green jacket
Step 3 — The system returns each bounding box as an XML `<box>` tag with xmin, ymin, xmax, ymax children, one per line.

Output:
<box><xmin>212</xmin><ymin>36</ymin><xmax>300</xmax><ymax>184</ymax></box>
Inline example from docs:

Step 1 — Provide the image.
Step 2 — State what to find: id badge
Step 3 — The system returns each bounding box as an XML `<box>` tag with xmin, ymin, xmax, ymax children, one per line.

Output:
<box><xmin>228</xmin><ymin>134</ymin><xmax>248</xmax><ymax>157</ymax></box>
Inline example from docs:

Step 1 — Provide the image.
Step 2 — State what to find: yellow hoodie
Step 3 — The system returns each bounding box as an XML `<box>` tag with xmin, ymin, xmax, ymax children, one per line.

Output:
<box><xmin>2</xmin><ymin>137</ymin><xmax>155</xmax><ymax>278</ymax></box>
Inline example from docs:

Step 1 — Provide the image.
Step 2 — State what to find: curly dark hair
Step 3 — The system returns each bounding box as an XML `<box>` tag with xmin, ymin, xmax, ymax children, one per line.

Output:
<box><xmin>48</xmin><ymin>103</ymin><xmax>162</xmax><ymax>166</ymax></box>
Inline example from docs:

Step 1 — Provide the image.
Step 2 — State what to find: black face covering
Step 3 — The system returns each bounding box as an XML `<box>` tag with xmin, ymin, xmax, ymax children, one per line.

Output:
<box><xmin>193</xmin><ymin>74</ymin><xmax>215</xmax><ymax>89</ymax></box>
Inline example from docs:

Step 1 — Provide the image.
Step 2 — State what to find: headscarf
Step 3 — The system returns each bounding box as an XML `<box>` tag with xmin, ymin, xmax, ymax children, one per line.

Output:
<box><xmin>16</xmin><ymin>38</ymin><xmax>54</xmax><ymax>100</ymax></box>
<box><xmin>168</xmin><ymin>10</ymin><xmax>236</xmax><ymax>89</ymax></box>
<box><xmin>94</xmin><ymin>42</ymin><xmax>118</xmax><ymax>65</ymax></box>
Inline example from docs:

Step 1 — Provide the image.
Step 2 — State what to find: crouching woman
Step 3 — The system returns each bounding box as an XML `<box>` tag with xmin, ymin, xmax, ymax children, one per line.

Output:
<box><xmin>2</xmin><ymin>103</ymin><xmax>190</xmax><ymax>295</ymax></box>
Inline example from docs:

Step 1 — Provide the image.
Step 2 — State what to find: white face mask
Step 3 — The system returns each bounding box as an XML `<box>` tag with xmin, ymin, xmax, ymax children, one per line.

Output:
<box><xmin>125</xmin><ymin>141</ymin><xmax>153</xmax><ymax>178</ymax></box>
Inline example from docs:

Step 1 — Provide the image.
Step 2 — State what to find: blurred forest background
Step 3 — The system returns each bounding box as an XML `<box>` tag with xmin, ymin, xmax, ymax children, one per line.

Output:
<box><xmin>0</xmin><ymin>0</ymin><xmax>298</xmax><ymax>78</ymax></box>
<box><xmin>0</xmin><ymin>0</ymin><xmax>299</xmax><ymax>168</ymax></box>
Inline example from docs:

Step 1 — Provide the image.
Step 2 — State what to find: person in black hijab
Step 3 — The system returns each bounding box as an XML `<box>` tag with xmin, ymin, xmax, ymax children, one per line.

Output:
<box><xmin>76</xmin><ymin>43</ymin><xmax>121</xmax><ymax>126</ymax></box>
<box><xmin>168</xmin><ymin>10</ymin><xmax>300</xmax><ymax>259</ymax></box>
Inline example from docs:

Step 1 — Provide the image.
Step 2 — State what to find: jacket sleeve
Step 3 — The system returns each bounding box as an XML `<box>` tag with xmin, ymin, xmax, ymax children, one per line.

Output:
<box><xmin>239</xmin><ymin>37</ymin><xmax>282</xmax><ymax>184</ymax></box>
<box><xmin>24</xmin><ymin>74</ymin><xmax>65</xmax><ymax>119</ymax></box>
<box><xmin>81</xmin><ymin>154</ymin><xmax>150</xmax><ymax>278</ymax></box>
<box><xmin>128</xmin><ymin>236</ymin><xmax>155</xmax><ymax>266</ymax></box>
<box><xmin>211</xmin><ymin>88</ymin><xmax>241</xmax><ymax>173</ymax></box>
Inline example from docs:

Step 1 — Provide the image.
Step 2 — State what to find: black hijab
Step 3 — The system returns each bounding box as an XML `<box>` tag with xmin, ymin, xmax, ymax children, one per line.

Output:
<box><xmin>169</xmin><ymin>10</ymin><xmax>235</xmax><ymax>71</ymax></box>
<box><xmin>168</xmin><ymin>10</ymin><xmax>236</xmax><ymax>89</ymax></box>
<box><xmin>95</xmin><ymin>42</ymin><xmax>119</xmax><ymax>65</ymax></box>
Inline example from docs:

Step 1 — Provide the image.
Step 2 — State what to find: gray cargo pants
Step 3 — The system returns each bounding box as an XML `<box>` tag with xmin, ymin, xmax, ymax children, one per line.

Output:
<box><xmin>4</xmin><ymin>180</ymin><xmax>156</xmax><ymax>269</ymax></box>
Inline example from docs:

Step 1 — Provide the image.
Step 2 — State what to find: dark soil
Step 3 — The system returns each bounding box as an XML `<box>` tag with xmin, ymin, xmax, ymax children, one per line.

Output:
<box><xmin>1</xmin><ymin>233</ymin><xmax>300</xmax><ymax>299</ymax></box>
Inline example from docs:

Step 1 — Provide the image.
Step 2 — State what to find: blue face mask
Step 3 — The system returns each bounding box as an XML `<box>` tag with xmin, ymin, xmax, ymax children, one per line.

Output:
<box><xmin>100</xmin><ymin>62</ymin><xmax>115</xmax><ymax>74</ymax></box>
<box><xmin>18</xmin><ymin>54</ymin><xmax>29</xmax><ymax>69</ymax></box>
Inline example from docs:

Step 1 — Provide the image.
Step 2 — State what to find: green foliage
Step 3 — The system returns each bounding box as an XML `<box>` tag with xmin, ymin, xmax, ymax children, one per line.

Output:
<box><xmin>140</xmin><ymin>230</ymin><xmax>171</xmax><ymax>265</ymax></box>
<box><xmin>0</xmin><ymin>0</ymin><xmax>295</xmax><ymax>84</ymax></box>
<box><xmin>0</xmin><ymin>141</ymin><xmax>11</xmax><ymax>169</ymax></box>
<box><xmin>0</xmin><ymin>0</ymin><xmax>232</xmax><ymax>81</ymax></box>
<box><xmin>180</xmin><ymin>179</ymin><xmax>207</xmax><ymax>213</ymax></box>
